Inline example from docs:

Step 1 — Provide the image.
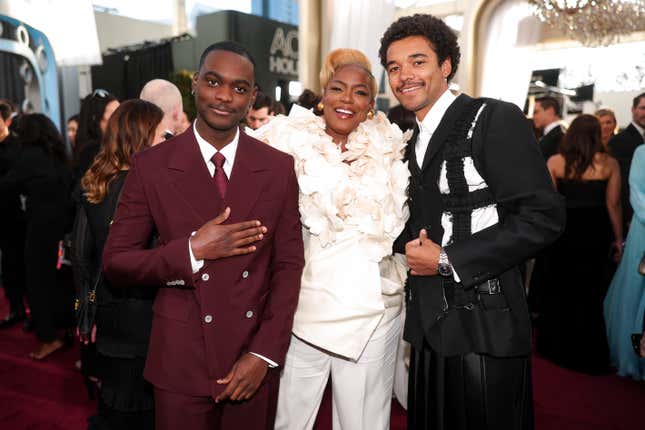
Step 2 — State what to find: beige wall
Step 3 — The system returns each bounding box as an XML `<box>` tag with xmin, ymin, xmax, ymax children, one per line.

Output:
<box><xmin>298</xmin><ymin>0</ymin><xmax>645</xmax><ymax>111</ymax></box>
<box><xmin>94</xmin><ymin>11</ymin><xmax>174</xmax><ymax>52</ymax></box>
<box><xmin>298</xmin><ymin>0</ymin><xmax>322</xmax><ymax>93</ymax></box>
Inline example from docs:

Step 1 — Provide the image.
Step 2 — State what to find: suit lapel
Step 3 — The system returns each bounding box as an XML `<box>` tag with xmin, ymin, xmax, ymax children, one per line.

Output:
<box><xmin>420</xmin><ymin>94</ymin><xmax>471</xmax><ymax>172</ymax></box>
<box><xmin>627</xmin><ymin>123</ymin><xmax>644</xmax><ymax>144</ymax></box>
<box><xmin>222</xmin><ymin>132</ymin><xmax>270</xmax><ymax>224</ymax></box>
<box><xmin>166</xmin><ymin>128</ymin><xmax>222</xmax><ymax>223</ymax></box>
<box><xmin>408</xmin><ymin>126</ymin><xmax>421</xmax><ymax>175</ymax></box>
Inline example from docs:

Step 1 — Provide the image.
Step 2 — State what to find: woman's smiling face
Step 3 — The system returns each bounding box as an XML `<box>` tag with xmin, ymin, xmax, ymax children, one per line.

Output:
<box><xmin>322</xmin><ymin>64</ymin><xmax>374</xmax><ymax>143</ymax></box>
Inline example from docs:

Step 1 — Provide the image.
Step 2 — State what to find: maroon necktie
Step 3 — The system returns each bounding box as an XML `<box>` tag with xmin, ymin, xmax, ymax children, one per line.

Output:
<box><xmin>211</xmin><ymin>152</ymin><xmax>228</xmax><ymax>199</ymax></box>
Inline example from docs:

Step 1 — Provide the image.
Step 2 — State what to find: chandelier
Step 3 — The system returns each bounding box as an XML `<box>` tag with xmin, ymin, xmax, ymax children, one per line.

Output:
<box><xmin>530</xmin><ymin>0</ymin><xmax>645</xmax><ymax>47</ymax></box>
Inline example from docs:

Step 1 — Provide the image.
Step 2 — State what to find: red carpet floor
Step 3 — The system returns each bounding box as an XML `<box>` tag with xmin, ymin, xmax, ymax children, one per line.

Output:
<box><xmin>1</xmin><ymin>289</ymin><xmax>644</xmax><ymax>429</ymax></box>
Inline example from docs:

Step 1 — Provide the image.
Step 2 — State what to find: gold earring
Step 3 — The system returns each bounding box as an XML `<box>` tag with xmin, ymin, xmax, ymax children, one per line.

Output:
<box><xmin>367</xmin><ymin>109</ymin><xmax>374</xmax><ymax>119</ymax></box>
<box><xmin>316</xmin><ymin>102</ymin><xmax>324</xmax><ymax>111</ymax></box>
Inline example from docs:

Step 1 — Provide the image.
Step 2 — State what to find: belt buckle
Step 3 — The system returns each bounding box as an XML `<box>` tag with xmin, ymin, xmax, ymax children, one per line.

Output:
<box><xmin>484</xmin><ymin>278</ymin><xmax>500</xmax><ymax>294</ymax></box>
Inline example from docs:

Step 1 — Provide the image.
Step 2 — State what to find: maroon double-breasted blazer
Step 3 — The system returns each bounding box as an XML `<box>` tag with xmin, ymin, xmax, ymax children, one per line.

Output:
<box><xmin>102</xmin><ymin>127</ymin><xmax>304</xmax><ymax>399</ymax></box>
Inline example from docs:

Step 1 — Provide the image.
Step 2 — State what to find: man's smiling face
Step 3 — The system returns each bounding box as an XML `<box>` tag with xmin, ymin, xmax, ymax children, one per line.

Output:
<box><xmin>385</xmin><ymin>35</ymin><xmax>451</xmax><ymax>121</ymax></box>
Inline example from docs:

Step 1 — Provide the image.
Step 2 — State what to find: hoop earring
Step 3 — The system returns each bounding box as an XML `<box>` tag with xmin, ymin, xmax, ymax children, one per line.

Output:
<box><xmin>191</xmin><ymin>89</ymin><xmax>195</xmax><ymax>96</ymax></box>
<box><xmin>367</xmin><ymin>109</ymin><xmax>374</xmax><ymax>120</ymax></box>
<box><xmin>316</xmin><ymin>102</ymin><xmax>324</xmax><ymax>111</ymax></box>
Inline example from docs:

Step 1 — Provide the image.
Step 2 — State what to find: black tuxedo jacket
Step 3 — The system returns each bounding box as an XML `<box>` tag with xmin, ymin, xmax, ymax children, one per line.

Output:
<box><xmin>608</xmin><ymin>124</ymin><xmax>643</xmax><ymax>230</ymax></box>
<box><xmin>395</xmin><ymin>94</ymin><xmax>565</xmax><ymax>357</ymax></box>
<box><xmin>539</xmin><ymin>124</ymin><xmax>563</xmax><ymax>161</ymax></box>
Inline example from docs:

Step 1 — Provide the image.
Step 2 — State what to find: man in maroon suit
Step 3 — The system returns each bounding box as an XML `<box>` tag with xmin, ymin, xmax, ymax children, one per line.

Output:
<box><xmin>102</xmin><ymin>41</ymin><xmax>304</xmax><ymax>429</ymax></box>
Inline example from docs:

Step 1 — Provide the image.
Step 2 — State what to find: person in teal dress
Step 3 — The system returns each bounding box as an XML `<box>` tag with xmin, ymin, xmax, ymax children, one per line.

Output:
<box><xmin>604</xmin><ymin>143</ymin><xmax>645</xmax><ymax>380</ymax></box>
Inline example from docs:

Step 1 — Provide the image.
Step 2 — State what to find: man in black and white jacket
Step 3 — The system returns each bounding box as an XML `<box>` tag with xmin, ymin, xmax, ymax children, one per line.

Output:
<box><xmin>380</xmin><ymin>14</ymin><xmax>566</xmax><ymax>430</ymax></box>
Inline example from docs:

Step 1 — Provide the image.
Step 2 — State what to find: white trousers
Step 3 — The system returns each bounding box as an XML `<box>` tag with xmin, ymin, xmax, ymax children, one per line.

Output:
<box><xmin>274</xmin><ymin>314</ymin><xmax>402</xmax><ymax>430</ymax></box>
<box><xmin>392</xmin><ymin>306</ymin><xmax>410</xmax><ymax>410</ymax></box>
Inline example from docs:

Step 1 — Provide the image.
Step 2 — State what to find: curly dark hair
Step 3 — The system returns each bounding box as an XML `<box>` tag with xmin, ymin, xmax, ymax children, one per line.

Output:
<box><xmin>16</xmin><ymin>113</ymin><xmax>68</xmax><ymax>164</ymax></box>
<box><xmin>379</xmin><ymin>14</ymin><xmax>461</xmax><ymax>82</ymax></box>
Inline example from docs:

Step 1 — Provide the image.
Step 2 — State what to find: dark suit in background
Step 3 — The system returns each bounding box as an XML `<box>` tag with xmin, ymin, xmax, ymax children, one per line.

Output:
<box><xmin>608</xmin><ymin>123</ymin><xmax>644</xmax><ymax>231</ymax></box>
<box><xmin>528</xmin><ymin>123</ymin><xmax>564</xmax><ymax>315</ymax></box>
<box><xmin>538</xmin><ymin>124</ymin><xmax>564</xmax><ymax>161</ymax></box>
<box><xmin>397</xmin><ymin>95</ymin><xmax>565</xmax><ymax>430</ymax></box>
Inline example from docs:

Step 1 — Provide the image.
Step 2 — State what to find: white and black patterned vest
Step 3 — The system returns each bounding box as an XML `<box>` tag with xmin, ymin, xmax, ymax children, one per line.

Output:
<box><xmin>439</xmin><ymin>99</ymin><xmax>503</xmax><ymax>308</ymax></box>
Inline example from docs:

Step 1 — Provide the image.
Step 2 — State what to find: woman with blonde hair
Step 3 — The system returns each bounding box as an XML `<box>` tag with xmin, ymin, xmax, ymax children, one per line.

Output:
<box><xmin>252</xmin><ymin>49</ymin><xmax>410</xmax><ymax>430</ymax></box>
<box><xmin>73</xmin><ymin>99</ymin><xmax>165</xmax><ymax>429</ymax></box>
<box><xmin>595</xmin><ymin>108</ymin><xmax>618</xmax><ymax>148</ymax></box>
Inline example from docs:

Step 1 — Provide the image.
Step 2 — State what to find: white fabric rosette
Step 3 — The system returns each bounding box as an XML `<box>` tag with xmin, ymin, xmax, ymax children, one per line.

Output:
<box><xmin>250</xmin><ymin>108</ymin><xmax>411</xmax><ymax>359</ymax></box>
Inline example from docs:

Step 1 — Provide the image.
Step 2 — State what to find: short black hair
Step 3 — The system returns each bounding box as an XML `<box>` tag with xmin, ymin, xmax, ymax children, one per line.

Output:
<box><xmin>272</xmin><ymin>100</ymin><xmax>286</xmax><ymax>115</ymax></box>
<box><xmin>536</xmin><ymin>96</ymin><xmax>562</xmax><ymax>118</ymax></box>
<box><xmin>387</xmin><ymin>105</ymin><xmax>416</xmax><ymax>133</ymax></box>
<box><xmin>198</xmin><ymin>41</ymin><xmax>256</xmax><ymax>70</ymax></box>
<box><xmin>252</xmin><ymin>91</ymin><xmax>273</xmax><ymax>112</ymax></box>
<box><xmin>297</xmin><ymin>89</ymin><xmax>321</xmax><ymax>111</ymax></box>
<box><xmin>379</xmin><ymin>14</ymin><xmax>461</xmax><ymax>82</ymax></box>
<box><xmin>0</xmin><ymin>100</ymin><xmax>12</xmax><ymax>121</ymax></box>
<box><xmin>633</xmin><ymin>92</ymin><xmax>645</xmax><ymax>109</ymax></box>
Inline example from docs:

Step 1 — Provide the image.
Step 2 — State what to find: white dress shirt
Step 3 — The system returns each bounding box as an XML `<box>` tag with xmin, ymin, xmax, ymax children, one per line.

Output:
<box><xmin>187</xmin><ymin>120</ymin><xmax>276</xmax><ymax>367</ymax></box>
<box><xmin>414</xmin><ymin>89</ymin><xmax>463</xmax><ymax>281</ymax></box>
<box><xmin>415</xmin><ymin>89</ymin><xmax>457</xmax><ymax>166</ymax></box>
<box><xmin>188</xmin><ymin>120</ymin><xmax>239</xmax><ymax>272</ymax></box>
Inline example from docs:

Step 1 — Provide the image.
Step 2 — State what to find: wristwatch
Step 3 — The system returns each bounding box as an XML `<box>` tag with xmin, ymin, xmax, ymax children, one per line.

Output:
<box><xmin>438</xmin><ymin>248</ymin><xmax>453</xmax><ymax>277</ymax></box>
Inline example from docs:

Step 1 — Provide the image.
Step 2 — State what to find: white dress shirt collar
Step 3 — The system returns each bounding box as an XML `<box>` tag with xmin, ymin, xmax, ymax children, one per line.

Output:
<box><xmin>414</xmin><ymin>89</ymin><xmax>457</xmax><ymax>166</ymax></box>
<box><xmin>416</xmin><ymin>89</ymin><xmax>457</xmax><ymax>136</ymax></box>
<box><xmin>193</xmin><ymin>119</ymin><xmax>239</xmax><ymax>178</ymax></box>
<box><xmin>543</xmin><ymin>121</ymin><xmax>561</xmax><ymax>136</ymax></box>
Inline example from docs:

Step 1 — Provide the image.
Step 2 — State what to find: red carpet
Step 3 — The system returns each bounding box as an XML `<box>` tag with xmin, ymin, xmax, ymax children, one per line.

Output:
<box><xmin>1</xmin><ymin>289</ymin><xmax>644</xmax><ymax>429</ymax></box>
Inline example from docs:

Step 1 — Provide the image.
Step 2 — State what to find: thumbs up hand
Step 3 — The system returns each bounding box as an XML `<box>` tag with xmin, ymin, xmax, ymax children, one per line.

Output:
<box><xmin>404</xmin><ymin>229</ymin><xmax>441</xmax><ymax>276</ymax></box>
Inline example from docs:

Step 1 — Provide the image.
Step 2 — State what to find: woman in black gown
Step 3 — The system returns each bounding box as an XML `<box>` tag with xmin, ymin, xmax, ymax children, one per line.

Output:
<box><xmin>0</xmin><ymin>114</ymin><xmax>73</xmax><ymax>359</ymax></box>
<box><xmin>536</xmin><ymin>114</ymin><xmax>623</xmax><ymax>374</ymax></box>
<box><xmin>73</xmin><ymin>100</ymin><xmax>165</xmax><ymax>429</ymax></box>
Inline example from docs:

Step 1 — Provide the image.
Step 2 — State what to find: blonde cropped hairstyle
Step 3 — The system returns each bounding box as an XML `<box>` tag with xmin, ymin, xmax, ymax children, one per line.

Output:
<box><xmin>595</xmin><ymin>108</ymin><xmax>617</xmax><ymax>124</ymax></box>
<box><xmin>319</xmin><ymin>49</ymin><xmax>378</xmax><ymax>97</ymax></box>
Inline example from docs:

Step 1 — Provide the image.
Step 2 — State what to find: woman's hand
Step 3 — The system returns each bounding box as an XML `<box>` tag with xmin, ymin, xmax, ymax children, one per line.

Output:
<box><xmin>77</xmin><ymin>324</ymin><xmax>97</xmax><ymax>345</ymax></box>
<box><xmin>610</xmin><ymin>240</ymin><xmax>623</xmax><ymax>263</ymax></box>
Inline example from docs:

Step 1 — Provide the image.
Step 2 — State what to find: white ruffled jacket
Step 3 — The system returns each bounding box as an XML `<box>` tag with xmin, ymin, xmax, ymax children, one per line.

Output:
<box><xmin>250</xmin><ymin>106</ymin><xmax>410</xmax><ymax>360</ymax></box>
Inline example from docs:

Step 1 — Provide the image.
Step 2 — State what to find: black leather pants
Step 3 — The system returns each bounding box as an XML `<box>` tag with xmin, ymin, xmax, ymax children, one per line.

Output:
<box><xmin>407</xmin><ymin>343</ymin><xmax>534</xmax><ymax>430</ymax></box>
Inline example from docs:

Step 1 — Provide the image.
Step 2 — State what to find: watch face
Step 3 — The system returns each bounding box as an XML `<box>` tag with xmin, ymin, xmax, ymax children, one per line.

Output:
<box><xmin>438</xmin><ymin>264</ymin><xmax>452</xmax><ymax>277</ymax></box>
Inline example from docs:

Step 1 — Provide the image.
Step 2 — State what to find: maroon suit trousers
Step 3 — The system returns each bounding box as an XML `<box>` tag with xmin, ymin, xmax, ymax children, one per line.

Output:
<box><xmin>154</xmin><ymin>369</ymin><xmax>280</xmax><ymax>430</ymax></box>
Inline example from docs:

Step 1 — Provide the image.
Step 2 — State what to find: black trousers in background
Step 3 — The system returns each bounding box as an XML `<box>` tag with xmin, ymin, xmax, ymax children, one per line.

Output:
<box><xmin>25</xmin><ymin>217</ymin><xmax>70</xmax><ymax>342</ymax></box>
<box><xmin>407</xmin><ymin>343</ymin><xmax>534</xmax><ymax>430</ymax></box>
<box><xmin>0</xmin><ymin>217</ymin><xmax>27</xmax><ymax>314</ymax></box>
